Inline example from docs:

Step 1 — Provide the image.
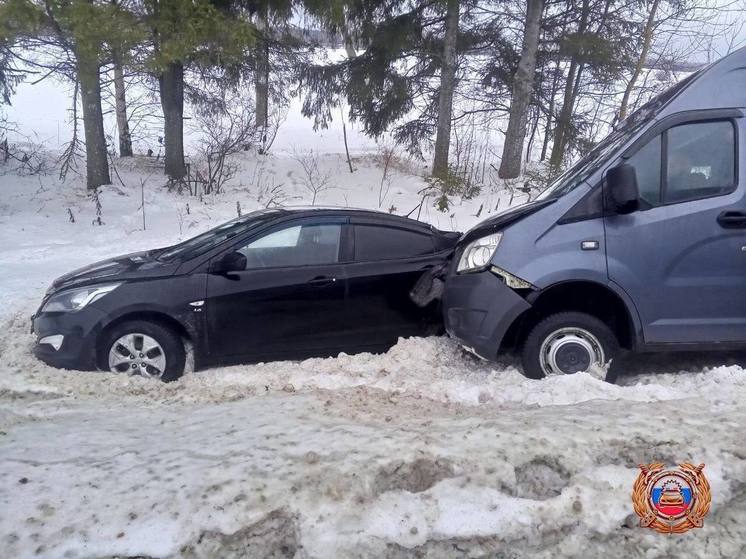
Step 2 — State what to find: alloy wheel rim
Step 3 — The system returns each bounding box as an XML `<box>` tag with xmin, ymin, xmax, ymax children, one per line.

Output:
<box><xmin>108</xmin><ymin>333</ymin><xmax>167</xmax><ymax>379</ymax></box>
<box><xmin>538</xmin><ymin>327</ymin><xmax>605</xmax><ymax>377</ymax></box>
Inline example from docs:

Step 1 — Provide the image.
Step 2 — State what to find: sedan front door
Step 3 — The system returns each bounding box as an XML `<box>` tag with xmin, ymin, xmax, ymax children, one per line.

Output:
<box><xmin>205</xmin><ymin>218</ymin><xmax>350</xmax><ymax>360</ymax></box>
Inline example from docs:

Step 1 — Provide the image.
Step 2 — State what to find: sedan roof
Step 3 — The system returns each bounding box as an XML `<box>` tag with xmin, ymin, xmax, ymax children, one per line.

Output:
<box><xmin>275</xmin><ymin>206</ymin><xmax>449</xmax><ymax>233</ymax></box>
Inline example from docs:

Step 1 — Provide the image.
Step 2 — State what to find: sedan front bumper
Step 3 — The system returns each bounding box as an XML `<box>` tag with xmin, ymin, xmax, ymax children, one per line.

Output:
<box><xmin>31</xmin><ymin>307</ymin><xmax>108</xmax><ymax>370</ymax></box>
<box><xmin>442</xmin><ymin>269</ymin><xmax>531</xmax><ymax>360</ymax></box>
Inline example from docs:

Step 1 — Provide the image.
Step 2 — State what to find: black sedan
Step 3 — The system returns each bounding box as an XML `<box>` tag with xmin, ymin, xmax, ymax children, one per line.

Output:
<box><xmin>32</xmin><ymin>208</ymin><xmax>459</xmax><ymax>381</ymax></box>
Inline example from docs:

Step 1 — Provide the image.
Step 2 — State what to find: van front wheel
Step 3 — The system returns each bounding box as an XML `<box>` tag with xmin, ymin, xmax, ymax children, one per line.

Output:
<box><xmin>521</xmin><ymin>312</ymin><xmax>619</xmax><ymax>382</ymax></box>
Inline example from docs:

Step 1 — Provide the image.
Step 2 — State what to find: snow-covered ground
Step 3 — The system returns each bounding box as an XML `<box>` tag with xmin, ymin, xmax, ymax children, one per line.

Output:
<box><xmin>2</xmin><ymin>91</ymin><xmax>746</xmax><ymax>558</ymax></box>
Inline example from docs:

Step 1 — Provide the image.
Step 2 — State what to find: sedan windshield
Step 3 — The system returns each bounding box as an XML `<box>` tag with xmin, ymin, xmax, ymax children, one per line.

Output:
<box><xmin>157</xmin><ymin>209</ymin><xmax>283</xmax><ymax>261</ymax></box>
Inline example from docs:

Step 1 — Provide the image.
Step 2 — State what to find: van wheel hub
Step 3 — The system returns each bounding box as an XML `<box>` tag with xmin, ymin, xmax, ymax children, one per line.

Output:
<box><xmin>539</xmin><ymin>328</ymin><xmax>605</xmax><ymax>376</ymax></box>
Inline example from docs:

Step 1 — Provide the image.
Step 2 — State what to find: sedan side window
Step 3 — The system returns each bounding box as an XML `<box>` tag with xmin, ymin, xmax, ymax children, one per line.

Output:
<box><xmin>238</xmin><ymin>223</ymin><xmax>341</xmax><ymax>269</ymax></box>
<box><xmin>354</xmin><ymin>225</ymin><xmax>434</xmax><ymax>261</ymax></box>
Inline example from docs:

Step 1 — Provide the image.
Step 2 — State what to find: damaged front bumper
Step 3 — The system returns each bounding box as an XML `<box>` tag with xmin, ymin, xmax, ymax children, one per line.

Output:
<box><xmin>442</xmin><ymin>268</ymin><xmax>532</xmax><ymax>360</ymax></box>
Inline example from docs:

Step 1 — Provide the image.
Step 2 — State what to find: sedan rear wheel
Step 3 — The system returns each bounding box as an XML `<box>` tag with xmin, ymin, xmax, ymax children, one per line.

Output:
<box><xmin>521</xmin><ymin>312</ymin><xmax>619</xmax><ymax>382</ymax></box>
<box><xmin>100</xmin><ymin>320</ymin><xmax>185</xmax><ymax>382</ymax></box>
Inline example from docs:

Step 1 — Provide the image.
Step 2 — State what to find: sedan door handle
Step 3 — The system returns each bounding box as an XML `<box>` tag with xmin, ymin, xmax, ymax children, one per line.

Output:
<box><xmin>717</xmin><ymin>210</ymin><xmax>746</xmax><ymax>229</ymax></box>
<box><xmin>307</xmin><ymin>276</ymin><xmax>337</xmax><ymax>287</ymax></box>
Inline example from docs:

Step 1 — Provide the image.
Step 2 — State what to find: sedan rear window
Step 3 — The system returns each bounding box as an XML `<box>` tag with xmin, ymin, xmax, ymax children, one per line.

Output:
<box><xmin>354</xmin><ymin>225</ymin><xmax>434</xmax><ymax>261</ymax></box>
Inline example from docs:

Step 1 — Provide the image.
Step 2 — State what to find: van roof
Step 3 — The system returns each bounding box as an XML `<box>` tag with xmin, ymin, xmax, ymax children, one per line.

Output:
<box><xmin>654</xmin><ymin>46</ymin><xmax>746</xmax><ymax>117</ymax></box>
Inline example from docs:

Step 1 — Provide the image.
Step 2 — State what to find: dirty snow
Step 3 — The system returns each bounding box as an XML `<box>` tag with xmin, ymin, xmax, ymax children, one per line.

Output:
<box><xmin>2</xmin><ymin>91</ymin><xmax>746</xmax><ymax>558</ymax></box>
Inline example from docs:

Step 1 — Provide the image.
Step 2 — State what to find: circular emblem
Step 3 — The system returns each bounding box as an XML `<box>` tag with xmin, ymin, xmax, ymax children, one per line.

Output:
<box><xmin>632</xmin><ymin>463</ymin><xmax>711</xmax><ymax>534</ymax></box>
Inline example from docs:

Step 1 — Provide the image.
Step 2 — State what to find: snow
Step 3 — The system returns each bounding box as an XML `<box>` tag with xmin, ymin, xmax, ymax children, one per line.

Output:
<box><xmin>2</xmin><ymin>84</ymin><xmax>746</xmax><ymax>558</ymax></box>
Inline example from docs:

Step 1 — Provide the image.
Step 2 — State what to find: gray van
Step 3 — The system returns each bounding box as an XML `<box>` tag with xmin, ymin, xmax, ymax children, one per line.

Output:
<box><xmin>442</xmin><ymin>47</ymin><xmax>746</xmax><ymax>382</ymax></box>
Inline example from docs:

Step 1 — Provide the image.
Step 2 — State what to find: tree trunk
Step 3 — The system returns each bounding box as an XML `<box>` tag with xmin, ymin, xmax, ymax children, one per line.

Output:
<box><xmin>159</xmin><ymin>61</ymin><xmax>186</xmax><ymax>180</ymax></box>
<box><xmin>619</xmin><ymin>0</ymin><xmax>661</xmax><ymax>121</ymax></box>
<box><xmin>540</xmin><ymin>59</ymin><xmax>561</xmax><ymax>161</ymax></box>
<box><xmin>549</xmin><ymin>0</ymin><xmax>590</xmax><ymax>169</ymax></box>
<box><xmin>342</xmin><ymin>8</ymin><xmax>357</xmax><ymax>58</ymax></box>
<box><xmin>431</xmin><ymin>0</ymin><xmax>460</xmax><ymax>180</ymax></box>
<box><xmin>525</xmin><ymin>105</ymin><xmax>540</xmax><ymax>163</ymax></box>
<box><xmin>112</xmin><ymin>51</ymin><xmax>133</xmax><ymax>157</ymax></box>
<box><xmin>548</xmin><ymin>58</ymin><xmax>577</xmax><ymax>168</ymax></box>
<box><xmin>255</xmin><ymin>11</ymin><xmax>269</xmax><ymax>133</ymax></box>
<box><xmin>498</xmin><ymin>0</ymin><xmax>544</xmax><ymax>179</ymax></box>
<box><xmin>77</xmin><ymin>55</ymin><xmax>110</xmax><ymax>189</ymax></box>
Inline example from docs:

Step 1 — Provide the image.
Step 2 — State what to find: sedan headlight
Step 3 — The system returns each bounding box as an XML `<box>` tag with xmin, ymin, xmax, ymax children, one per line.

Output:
<box><xmin>457</xmin><ymin>233</ymin><xmax>502</xmax><ymax>273</ymax></box>
<box><xmin>41</xmin><ymin>283</ymin><xmax>121</xmax><ymax>313</ymax></box>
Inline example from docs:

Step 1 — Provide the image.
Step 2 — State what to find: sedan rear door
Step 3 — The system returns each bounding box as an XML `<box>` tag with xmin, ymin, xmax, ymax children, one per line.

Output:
<box><xmin>344</xmin><ymin>218</ymin><xmax>448</xmax><ymax>348</ymax></box>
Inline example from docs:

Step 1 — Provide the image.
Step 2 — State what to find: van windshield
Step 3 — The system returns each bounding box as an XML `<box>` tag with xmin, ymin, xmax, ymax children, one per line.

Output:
<box><xmin>537</xmin><ymin>70</ymin><xmax>702</xmax><ymax>201</ymax></box>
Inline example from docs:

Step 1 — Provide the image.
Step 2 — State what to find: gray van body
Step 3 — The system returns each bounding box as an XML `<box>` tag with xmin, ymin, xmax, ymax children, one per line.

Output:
<box><xmin>443</xmin><ymin>46</ymin><xmax>746</xmax><ymax>361</ymax></box>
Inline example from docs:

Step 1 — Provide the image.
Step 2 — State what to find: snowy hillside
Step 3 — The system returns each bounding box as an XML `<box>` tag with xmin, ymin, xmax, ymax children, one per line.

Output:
<box><xmin>2</xmin><ymin>93</ymin><xmax>746</xmax><ymax>558</ymax></box>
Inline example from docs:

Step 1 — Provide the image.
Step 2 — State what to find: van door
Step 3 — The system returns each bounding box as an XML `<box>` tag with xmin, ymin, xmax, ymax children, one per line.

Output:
<box><xmin>605</xmin><ymin>116</ymin><xmax>746</xmax><ymax>344</ymax></box>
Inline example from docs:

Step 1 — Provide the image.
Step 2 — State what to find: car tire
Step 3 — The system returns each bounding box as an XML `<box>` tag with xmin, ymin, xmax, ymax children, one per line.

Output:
<box><xmin>99</xmin><ymin>320</ymin><xmax>186</xmax><ymax>382</ymax></box>
<box><xmin>521</xmin><ymin>312</ymin><xmax>619</xmax><ymax>382</ymax></box>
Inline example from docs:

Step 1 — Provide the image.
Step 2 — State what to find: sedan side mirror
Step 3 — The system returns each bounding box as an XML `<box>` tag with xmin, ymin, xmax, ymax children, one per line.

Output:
<box><xmin>211</xmin><ymin>251</ymin><xmax>246</xmax><ymax>274</ymax></box>
<box><xmin>606</xmin><ymin>164</ymin><xmax>639</xmax><ymax>214</ymax></box>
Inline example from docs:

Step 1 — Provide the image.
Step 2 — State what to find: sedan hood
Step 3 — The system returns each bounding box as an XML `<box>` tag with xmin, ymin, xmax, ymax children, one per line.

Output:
<box><xmin>51</xmin><ymin>250</ymin><xmax>178</xmax><ymax>291</ymax></box>
<box><xmin>460</xmin><ymin>198</ymin><xmax>555</xmax><ymax>245</ymax></box>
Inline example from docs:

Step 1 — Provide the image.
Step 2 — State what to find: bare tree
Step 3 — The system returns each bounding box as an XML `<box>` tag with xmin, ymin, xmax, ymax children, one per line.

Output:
<box><xmin>619</xmin><ymin>0</ymin><xmax>662</xmax><ymax>121</ymax></box>
<box><xmin>192</xmin><ymin>102</ymin><xmax>255</xmax><ymax>196</ymax></box>
<box><xmin>376</xmin><ymin>143</ymin><xmax>398</xmax><ymax>208</ymax></box>
<box><xmin>292</xmin><ymin>149</ymin><xmax>333</xmax><ymax>205</ymax></box>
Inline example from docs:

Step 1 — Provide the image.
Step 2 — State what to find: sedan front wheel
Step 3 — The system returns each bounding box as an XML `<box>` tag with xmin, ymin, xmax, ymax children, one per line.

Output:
<box><xmin>100</xmin><ymin>320</ymin><xmax>185</xmax><ymax>382</ymax></box>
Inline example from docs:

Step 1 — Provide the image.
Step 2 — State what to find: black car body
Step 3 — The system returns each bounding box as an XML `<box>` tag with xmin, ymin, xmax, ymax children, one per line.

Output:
<box><xmin>32</xmin><ymin>208</ymin><xmax>459</xmax><ymax>379</ymax></box>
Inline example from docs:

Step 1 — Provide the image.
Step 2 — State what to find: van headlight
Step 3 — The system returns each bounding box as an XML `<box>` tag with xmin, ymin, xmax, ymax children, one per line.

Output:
<box><xmin>41</xmin><ymin>283</ymin><xmax>121</xmax><ymax>313</ymax></box>
<box><xmin>457</xmin><ymin>233</ymin><xmax>502</xmax><ymax>273</ymax></box>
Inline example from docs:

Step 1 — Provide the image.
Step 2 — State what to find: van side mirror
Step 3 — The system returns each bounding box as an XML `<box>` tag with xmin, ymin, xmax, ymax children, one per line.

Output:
<box><xmin>606</xmin><ymin>164</ymin><xmax>639</xmax><ymax>214</ymax></box>
<box><xmin>211</xmin><ymin>251</ymin><xmax>246</xmax><ymax>274</ymax></box>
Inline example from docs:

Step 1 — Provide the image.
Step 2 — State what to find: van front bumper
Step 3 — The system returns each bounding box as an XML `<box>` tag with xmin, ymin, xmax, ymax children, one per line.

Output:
<box><xmin>442</xmin><ymin>270</ymin><xmax>532</xmax><ymax>360</ymax></box>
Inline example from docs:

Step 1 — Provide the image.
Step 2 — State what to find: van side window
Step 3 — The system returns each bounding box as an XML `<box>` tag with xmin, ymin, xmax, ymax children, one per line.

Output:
<box><xmin>665</xmin><ymin>121</ymin><xmax>735</xmax><ymax>203</ymax></box>
<box><xmin>626</xmin><ymin>119</ymin><xmax>736</xmax><ymax>208</ymax></box>
<box><xmin>627</xmin><ymin>135</ymin><xmax>661</xmax><ymax>206</ymax></box>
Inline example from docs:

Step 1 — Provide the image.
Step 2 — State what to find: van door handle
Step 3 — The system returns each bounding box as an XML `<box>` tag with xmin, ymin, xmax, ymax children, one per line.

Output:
<box><xmin>717</xmin><ymin>211</ymin><xmax>746</xmax><ymax>229</ymax></box>
<box><xmin>307</xmin><ymin>276</ymin><xmax>337</xmax><ymax>287</ymax></box>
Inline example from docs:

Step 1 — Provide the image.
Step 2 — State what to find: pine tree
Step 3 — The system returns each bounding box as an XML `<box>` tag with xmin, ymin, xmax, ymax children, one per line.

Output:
<box><xmin>0</xmin><ymin>42</ymin><xmax>23</xmax><ymax>105</ymax></box>
<box><xmin>1</xmin><ymin>0</ymin><xmax>142</xmax><ymax>189</ymax></box>
<box><xmin>302</xmin><ymin>0</ymin><xmax>480</xmax><ymax>172</ymax></box>
<box><xmin>139</xmin><ymin>0</ymin><xmax>255</xmax><ymax>180</ymax></box>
